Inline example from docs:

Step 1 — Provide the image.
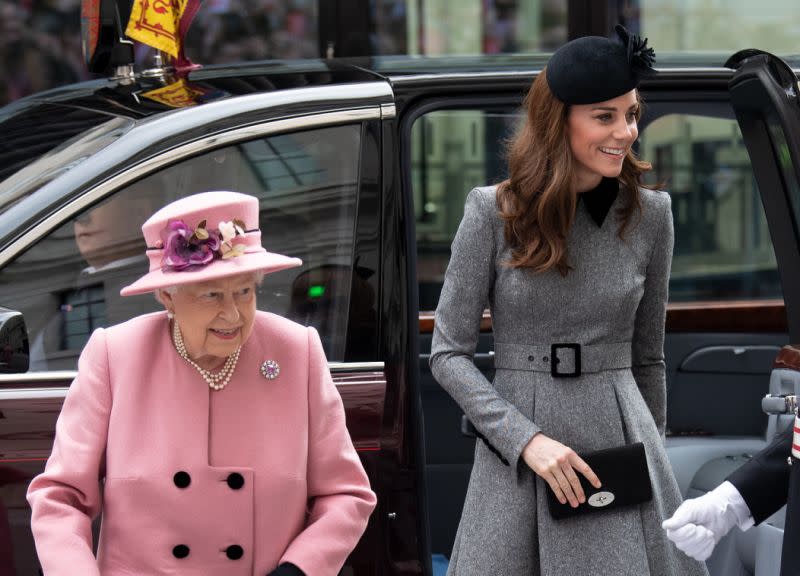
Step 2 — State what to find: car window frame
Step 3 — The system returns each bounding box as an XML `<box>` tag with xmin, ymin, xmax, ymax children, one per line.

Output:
<box><xmin>0</xmin><ymin>82</ymin><xmax>396</xmax><ymax>260</ymax></box>
<box><xmin>0</xmin><ymin>109</ymin><xmax>383</xmax><ymax>268</ymax></box>
<box><xmin>401</xmin><ymin>87</ymin><xmax>788</xmax><ymax>335</ymax></box>
<box><xmin>638</xmin><ymin>98</ymin><xmax>781</xmax><ymax>304</ymax></box>
<box><xmin>0</xmin><ymin>107</ymin><xmax>387</xmax><ymax>377</ymax></box>
<box><xmin>398</xmin><ymin>91</ymin><xmax>527</xmax><ymax>308</ymax></box>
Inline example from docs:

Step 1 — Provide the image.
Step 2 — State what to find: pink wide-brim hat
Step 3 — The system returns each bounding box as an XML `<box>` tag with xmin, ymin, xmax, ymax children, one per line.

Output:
<box><xmin>120</xmin><ymin>191</ymin><xmax>302</xmax><ymax>296</ymax></box>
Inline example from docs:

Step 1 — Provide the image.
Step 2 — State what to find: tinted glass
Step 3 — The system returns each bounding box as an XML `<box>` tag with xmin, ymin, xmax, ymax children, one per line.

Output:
<box><xmin>639</xmin><ymin>114</ymin><xmax>781</xmax><ymax>302</ymax></box>
<box><xmin>0</xmin><ymin>123</ymin><xmax>363</xmax><ymax>370</ymax></box>
<box><xmin>0</xmin><ymin>107</ymin><xmax>127</xmax><ymax>201</ymax></box>
<box><xmin>412</xmin><ymin>108</ymin><xmax>780</xmax><ymax>312</ymax></box>
<box><xmin>413</xmin><ymin>109</ymin><xmax>517</xmax><ymax>310</ymax></box>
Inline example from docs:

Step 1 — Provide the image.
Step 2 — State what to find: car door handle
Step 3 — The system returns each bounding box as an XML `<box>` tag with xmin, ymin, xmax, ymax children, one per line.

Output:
<box><xmin>679</xmin><ymin>345</ymin><xmax>781</xmax><ymax>374</ymax></box>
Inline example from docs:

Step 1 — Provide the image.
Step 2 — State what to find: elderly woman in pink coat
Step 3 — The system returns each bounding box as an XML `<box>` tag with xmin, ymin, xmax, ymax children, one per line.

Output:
<box><xmin>26</xmin><ymin>191</ymin><xmax>377</xmax><ymax>576</ymax></box>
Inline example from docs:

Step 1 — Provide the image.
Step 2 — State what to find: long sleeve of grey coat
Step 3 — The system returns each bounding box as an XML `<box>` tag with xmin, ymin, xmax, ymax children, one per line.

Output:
<box><xmin>429</xmin><ymin>188</ymin><xmax>540</xmax><ymax>474</ymax></box>
<box><xmin>631</xmin><ymin>195</ymin><xmax>673</xmax><ymax>436</ymax></box>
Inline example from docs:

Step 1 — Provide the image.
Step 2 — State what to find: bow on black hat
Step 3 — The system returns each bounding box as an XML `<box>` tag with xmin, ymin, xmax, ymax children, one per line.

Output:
<box><xmin>545</xmin><ymin>24</ymin><xmax>657</xmax><ymax>105</ymax></box>
<box><xmin>614</xmin><ymin>24</ymin><xmax>656</xmax><ymax>72</ymax></box>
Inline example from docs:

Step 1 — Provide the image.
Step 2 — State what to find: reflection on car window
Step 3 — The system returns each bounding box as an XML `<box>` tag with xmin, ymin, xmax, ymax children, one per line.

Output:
<box><xmin>412</xmin><ymin>108</ymin><xmax>782</xmax><ymax>312</ymax></box>
<box><xmin>412</xmin><ymin>109</ymin><xmax>519</xmax><ymax>310</ymax></box>
<box><xmin>0</xmin><ymin>123</ymin><xmax>363</xmax><ymax>370</ymax></box>
<box><xmin>241</xmin><ymin>135</ymin><xmax>326</xmax><ymax>189</ymax></box>
<box><xmin>0</xmin><ymin>115</ymin><xmax>133</xmax><ymax>210</ymax></box>
<box><xmin>640</xmin><ymin>114</ymin><xmax>781</xmax><ymax>302</ymax></box>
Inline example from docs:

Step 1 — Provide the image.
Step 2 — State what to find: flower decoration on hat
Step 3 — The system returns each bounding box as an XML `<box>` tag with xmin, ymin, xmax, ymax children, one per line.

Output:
<box><xmin>615</xmin><ymin>24</ymin><xmax>656</xmax><ymax>73</ymax></box>
<box><xmin>160</xmin><ymin>218</ymin><xmax>246</xmax><ymax>271</ymax></box>
<box><xmin>218</xmin><ymin>219</ymin><xmax>247</xmax><ymax>259</ymax></box>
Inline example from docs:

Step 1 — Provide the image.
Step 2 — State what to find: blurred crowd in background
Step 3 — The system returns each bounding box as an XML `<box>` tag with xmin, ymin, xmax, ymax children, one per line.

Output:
<box><xmin>0</xmin><ymin>0</ymin><xmax>329</xmax><ymax>106</ymax></box>
<box><xmin>0</xmin><ymin>0</ymin><xmax>568</xmax><ymax>107</ymax></box>
<box><xmin>1</xmin><ymin>0</ymin><xmax>799</xmax><ymax>108</ymax></box>
<box><xmin>0</xmin><ymin>0</ymin><xmax>407</xmax><ymax>107</ymax></box>
<box><xmin>0</xmin><ymin>0</ymin><xmax>87</xmax><ymax>105</ymax></box>
<box><xmin>183</xmin><ymin>0</ymin><xmax>320</xmax><ymax>64</ymax></box>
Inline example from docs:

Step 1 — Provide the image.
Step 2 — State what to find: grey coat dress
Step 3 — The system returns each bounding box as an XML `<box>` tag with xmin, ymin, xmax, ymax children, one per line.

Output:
<box><xmin>429</xmin><ymin>184</ymin><xmax>708</xmax><ymax>576</ymax></box>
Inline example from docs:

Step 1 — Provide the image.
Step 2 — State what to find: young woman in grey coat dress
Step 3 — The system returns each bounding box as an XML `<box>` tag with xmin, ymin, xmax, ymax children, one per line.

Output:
<box><xmin>429</xmin><ymin>26</ymin><xmax>709</xmax><ymax>576</ymax></box>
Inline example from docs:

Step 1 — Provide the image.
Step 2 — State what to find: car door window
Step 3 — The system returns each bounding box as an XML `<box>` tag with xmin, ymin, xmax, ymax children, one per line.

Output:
<box><xmin>412</xmin><ymin>106</ymin><xmax>781</xmax><ymax>310</ymax></box>
<box><xmin>639</xmin><ymin>114</ymin><xmax>780</xmax><ymax>302</ymax></box>
<box><xmin>413</xmin><ymin>108</ymin><xmax>519</xmax><ymax>310</ymax></box>
<box><xmin>0</xmin><ymin>123</ymin><xmax>363</xmax><ymax>370</ymax></box>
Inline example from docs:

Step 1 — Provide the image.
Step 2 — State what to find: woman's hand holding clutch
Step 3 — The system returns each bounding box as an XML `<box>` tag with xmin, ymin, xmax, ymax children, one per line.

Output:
<box><xmin>522</xmin><ymin>433</ymin><xmax>602</xmax><ymax>508</ymax></box>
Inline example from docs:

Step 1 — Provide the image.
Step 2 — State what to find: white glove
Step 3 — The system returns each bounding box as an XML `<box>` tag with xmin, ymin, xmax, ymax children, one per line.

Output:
<box><xmin>662</xmin><ymin>481</ymin><xmax>754</xmax><ymax>562</ymax></box>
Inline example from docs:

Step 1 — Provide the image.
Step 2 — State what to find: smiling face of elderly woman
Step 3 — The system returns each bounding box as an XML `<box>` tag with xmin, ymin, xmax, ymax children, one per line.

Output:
<box><xmin>158</xmin><ymin>272</ymin><xmax>259</xmax><ymax>370</ymax></box>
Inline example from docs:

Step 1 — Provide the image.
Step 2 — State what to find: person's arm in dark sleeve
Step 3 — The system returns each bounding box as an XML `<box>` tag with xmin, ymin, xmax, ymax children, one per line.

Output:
<box><xmin>727</xmin><ymin>424</ymin><xmax>793</xmax><ymax>524</ymax></box>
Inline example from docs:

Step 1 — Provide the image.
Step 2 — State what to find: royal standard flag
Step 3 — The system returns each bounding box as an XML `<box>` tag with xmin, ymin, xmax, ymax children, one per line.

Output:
<box><xmin>142</xmin><ymin>78</ymin><xmax>206</xmax><ymax>107</ymax></box>
<box><xmin>125</xmin><ymin>0</ymin><xmax>189</xmax><ymax>58</ymax></box>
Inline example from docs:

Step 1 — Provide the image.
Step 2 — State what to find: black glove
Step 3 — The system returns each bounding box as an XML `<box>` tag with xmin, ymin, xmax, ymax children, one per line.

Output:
<box><xmin>267</xmin><ymin>562</ymin><xmax>305</xmax><ymax>576</ymax></box>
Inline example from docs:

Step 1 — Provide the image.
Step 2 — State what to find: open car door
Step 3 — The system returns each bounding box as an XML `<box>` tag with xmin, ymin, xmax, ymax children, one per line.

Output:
<box><xmin>726</xmin><ymin>49</ymin><xmax>800</xmax><ymax>576</ymax></box>
<box><xmin>730</xmin><ymin>50</ymin><xmax>800</xmax><ymax>338</ymax></box>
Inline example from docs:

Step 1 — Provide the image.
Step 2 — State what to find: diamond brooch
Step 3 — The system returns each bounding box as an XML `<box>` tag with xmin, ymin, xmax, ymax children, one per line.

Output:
<box><xmin>260</xmin><ymin>360</ymin><xmax>280</xmax><ymax>380</ymax></box>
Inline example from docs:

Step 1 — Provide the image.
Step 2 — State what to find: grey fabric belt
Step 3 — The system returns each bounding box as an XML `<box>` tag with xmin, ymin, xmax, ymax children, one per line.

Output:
<box><xmin>493</xmin><ymin>341</ymin><xmax>632</xmax><ymax>377</ymax></box>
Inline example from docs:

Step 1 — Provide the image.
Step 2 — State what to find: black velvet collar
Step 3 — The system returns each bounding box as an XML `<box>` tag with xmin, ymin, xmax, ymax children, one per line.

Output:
<box><xmin>580</xmin><ymin>177</ymin><xmax>619</xmax><ymax>228</ymax></box>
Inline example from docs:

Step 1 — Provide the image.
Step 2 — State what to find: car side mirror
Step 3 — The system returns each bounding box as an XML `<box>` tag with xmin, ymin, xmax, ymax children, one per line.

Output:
<box><xmin>0</xmin><ymin>307</ymin><xmax>29</xmax><ymax>373</ymax></box>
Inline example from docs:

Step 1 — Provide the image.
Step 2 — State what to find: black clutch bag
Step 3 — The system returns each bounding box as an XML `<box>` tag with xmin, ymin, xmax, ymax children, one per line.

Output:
<box><xmin>546</xmin><ymin>442</ymin><xmax>652</xmax><ymax>520</ymax></box>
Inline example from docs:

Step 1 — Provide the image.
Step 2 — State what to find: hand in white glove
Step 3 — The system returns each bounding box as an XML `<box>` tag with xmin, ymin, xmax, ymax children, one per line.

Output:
<box><xmin>662</xmin><ymin>481</ymin><xmax>753</xmax><ymax>562</ymax></box>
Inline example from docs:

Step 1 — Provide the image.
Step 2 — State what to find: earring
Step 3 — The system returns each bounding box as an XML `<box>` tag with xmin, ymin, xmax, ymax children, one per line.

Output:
<box><xmin>167</xmin><ymin>311</ymin><xmax>174</xmax><ymax>320</ymax></box>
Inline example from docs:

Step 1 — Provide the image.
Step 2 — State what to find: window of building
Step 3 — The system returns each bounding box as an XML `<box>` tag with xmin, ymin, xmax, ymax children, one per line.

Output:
<box><xmin>60</xmin><ymin>284</ymin><xmax>105</xmax><ymax>351</ymax></box>
<box><xmin>405</xmin><ymin>0</ymin><xmax>568</xmax><ymax>55</ymax></box>
<box><xmin>637</xmin><ymin>0</ymin><xmax>800</xmax><ymax>55</ymax></box>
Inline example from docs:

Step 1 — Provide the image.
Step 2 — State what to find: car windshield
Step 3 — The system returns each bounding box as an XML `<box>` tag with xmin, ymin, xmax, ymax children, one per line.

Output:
<box><xmin>0</xmin><ymin>112</ymin><xmax>134</xmax><ymax>212</ymax></box>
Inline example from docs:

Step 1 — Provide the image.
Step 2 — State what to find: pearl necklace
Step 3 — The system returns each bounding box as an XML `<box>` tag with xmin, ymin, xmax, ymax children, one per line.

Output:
<box><xmin>171</xmin><ymin>321</ymin><xmax>241</xmax><ymax>391</ymax></box>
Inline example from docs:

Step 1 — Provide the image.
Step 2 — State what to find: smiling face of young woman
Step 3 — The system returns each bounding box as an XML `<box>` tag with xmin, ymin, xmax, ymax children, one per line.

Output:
<box><xmin>160</xmin><ymin>272</ymin><xmax>258</xmax><ymax>370</ymax></box>
<box><xmin>566</xmin><ymin>89</ymin><xmax>640</xmax><ymax>193</ymax></box>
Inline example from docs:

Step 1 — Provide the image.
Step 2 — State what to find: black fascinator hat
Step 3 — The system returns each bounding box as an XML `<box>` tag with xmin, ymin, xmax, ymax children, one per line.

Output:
<box><xmin>546</xmin><ymin>24</ymin><xmax>656</xmax><ymax>105</ymax></box>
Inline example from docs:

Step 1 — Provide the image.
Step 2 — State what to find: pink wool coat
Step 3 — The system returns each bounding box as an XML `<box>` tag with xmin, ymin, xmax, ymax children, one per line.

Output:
<box><xmin>27</xmin><ymin>311</ymin><xmax>377</xmax><ymax>575</ymax></box>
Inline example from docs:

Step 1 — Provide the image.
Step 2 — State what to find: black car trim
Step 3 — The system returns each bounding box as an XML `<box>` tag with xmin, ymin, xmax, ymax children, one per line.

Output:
<box><xmin>386</xmin><ymin>67</ymin><xmax>793</xmax><ymax>89</ymax></box>
<box><xmin>729</xmin><ymin>54</ymin><xmax>800</xmax><ymax>342</ymax></box>
<box><xmin>397</xmin><ymin>94</ymin><xmax>522</xmax><ymax>574</ymax></box>
<box><xmin>345</xmin><ymin>120</ymin><xmax>381</xmax><ymax>362</ymax></box>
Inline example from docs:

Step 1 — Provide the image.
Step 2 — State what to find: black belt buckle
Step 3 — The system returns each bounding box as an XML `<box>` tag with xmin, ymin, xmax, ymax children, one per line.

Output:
<box><xmin>551</xmin><ymin>343</ymin><xmax>581</xmax><ymax>378</ymax></box>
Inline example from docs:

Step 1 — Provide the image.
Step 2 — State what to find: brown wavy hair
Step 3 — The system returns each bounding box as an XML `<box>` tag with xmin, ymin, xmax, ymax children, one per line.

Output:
<box><xmin>496</xmin><ymin>69</ymin><xmax>653</xmax><ymax>276</ymax></box>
